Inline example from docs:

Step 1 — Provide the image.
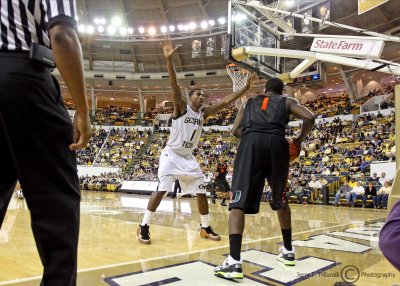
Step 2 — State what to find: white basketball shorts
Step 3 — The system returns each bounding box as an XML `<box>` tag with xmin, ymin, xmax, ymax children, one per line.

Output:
<box><xmin>157</xmin><ymin>146</ymin><xmax>205</xmax><ymax>195</ymax></box>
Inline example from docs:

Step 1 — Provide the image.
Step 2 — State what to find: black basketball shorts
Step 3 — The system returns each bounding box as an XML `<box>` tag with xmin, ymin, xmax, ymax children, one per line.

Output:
<box><xmin>215</xmin><ymin>179</ymin><xmax>231</xmax><ymax>193</ymax></box>
<box><xmin>229</xmin><ymin>132</ymin><xmax>289</xmax><ymax>214</ymax></box>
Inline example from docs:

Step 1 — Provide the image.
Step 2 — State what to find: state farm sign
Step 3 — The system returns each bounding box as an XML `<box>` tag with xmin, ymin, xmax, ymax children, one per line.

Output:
<box><xmin>310</xmin><ymin>38</ymin><xmax>384</xmax><ymax>59</ymax></box>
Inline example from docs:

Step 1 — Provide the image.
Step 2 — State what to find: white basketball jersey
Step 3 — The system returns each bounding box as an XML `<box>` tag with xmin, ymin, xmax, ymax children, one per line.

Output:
<box><xmin>166</xmin><ymin>105</ymin><xmax>204</xmax><ymax>156</ymax></box>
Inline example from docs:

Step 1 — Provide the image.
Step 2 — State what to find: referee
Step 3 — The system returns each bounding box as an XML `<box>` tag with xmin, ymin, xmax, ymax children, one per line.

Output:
<box><xmin>0</xmin><ymin>1</ymin><xmax>91</xmax><ymax>285</ymax></box>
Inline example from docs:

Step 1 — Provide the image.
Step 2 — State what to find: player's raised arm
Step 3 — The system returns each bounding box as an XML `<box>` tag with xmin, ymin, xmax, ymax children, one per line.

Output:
<box><xmin>203</xmin><ymin>73</ymin><xmax>256</xmax><ymax>118</ymax></box>
<box><xmin>287</xmin><ymin>97</ymin><xmax>315</xmax><ymax>144</ymax></box>
<box><xmin>231</xmin><ymin>99</ymin><xmax>248</xmax><ymax>138</ymax></box>
<box><xmin>162</xmin><ymin>40</ymin><xmax>186</xmax><ymax>117</ymax></box>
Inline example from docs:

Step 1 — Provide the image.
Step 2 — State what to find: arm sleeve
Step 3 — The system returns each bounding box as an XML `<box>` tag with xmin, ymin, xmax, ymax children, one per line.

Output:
<box><xmin>46</xmin><ymin>0</ymin><xmax>77</xmax><ymax>30</ymax></box>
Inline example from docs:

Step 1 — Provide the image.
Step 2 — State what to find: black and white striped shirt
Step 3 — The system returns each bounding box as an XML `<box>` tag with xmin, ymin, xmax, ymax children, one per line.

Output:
<box><xmin>0</xmin><ymin>0</ymin><xmax>77</xmax><ymax>51</ymax></box>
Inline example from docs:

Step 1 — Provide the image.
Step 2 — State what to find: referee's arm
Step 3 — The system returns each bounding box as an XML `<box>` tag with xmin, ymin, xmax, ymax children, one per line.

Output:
<box><xmin>50</xmin><ymin>23</ymin><xmax>91</xmax><ymax>150</ymax></box>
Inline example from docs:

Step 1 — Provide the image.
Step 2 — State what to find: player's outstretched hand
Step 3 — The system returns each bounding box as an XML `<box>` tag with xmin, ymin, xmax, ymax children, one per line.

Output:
<box><xmin>245</xmin><ymin>72</ymin><xmax>258</xmax><ymax>90</ymax></box>
<box><xmin>162</xmin><ymin>40</ymin><xmax>179</xmax><ymax>59</ymax></box>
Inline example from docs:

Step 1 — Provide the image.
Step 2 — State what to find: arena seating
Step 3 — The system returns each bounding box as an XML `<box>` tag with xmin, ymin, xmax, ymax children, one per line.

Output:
<box><xmin>75</xmin><ymin>84</ymin><xmax>395</xmax><ymax>205</ymax></box>
<box><xmin>76</xmin><ymin>127</ymin><xmax>108</xmax><ymax>165</ymax></box>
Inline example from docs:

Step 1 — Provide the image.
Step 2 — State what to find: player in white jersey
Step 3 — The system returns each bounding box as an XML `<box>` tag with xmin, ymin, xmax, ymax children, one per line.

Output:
<box><xmin>137</xmin><ymin>41</ymin><xmax>256</xmax><ymax>244</ymax></box>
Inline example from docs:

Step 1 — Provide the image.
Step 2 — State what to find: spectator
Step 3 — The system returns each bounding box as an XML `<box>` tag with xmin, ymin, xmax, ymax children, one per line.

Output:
<box><xmin>334</xmin><ymin>180</ymin><xmax>352</xmax><ymax>206</ymax></box>
<box><xmin>349</xmin><ymin>181</ymin><xmax>365</xmax><ymax>207</ymax></box>
<box><xmin>379</xmin><ymin>172</ymin><xmax>390</xmax><ymax>185</ymax></box>
<box><xmin>308</xmin><ymin>176</ymin><xmax>323</xmax><ymax>202</ymax></box>
<box><xmin>377</xmin><ymin>181</ymin><xmax>391</xmax><ymax>209</ymax></box>
<box><xmin>368</xmin><ymin>172</ymin><xmax>380</xmax><ymax>182</ymax></box>
<box><xmin>363</xmin><ymin>182</ymin><xmax>377</xmax><ymax>208</ymax></box>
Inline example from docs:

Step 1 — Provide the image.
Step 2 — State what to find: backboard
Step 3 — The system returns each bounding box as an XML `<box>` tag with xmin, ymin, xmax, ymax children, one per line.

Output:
<box><xmin>226</xmin><ymin>0</ymin><xmax>400</xmax><ymax>82</ymax></box>
<box><xmin>226</xmin><ymin>0</ymin><xmax>280</xmax><ymax>79</ymax></box>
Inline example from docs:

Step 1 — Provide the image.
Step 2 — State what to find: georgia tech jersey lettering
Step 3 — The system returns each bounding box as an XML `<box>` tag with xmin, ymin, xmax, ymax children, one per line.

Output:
<box><xmin>166</xmin><ymin>105</ymin><xmax>204</xmax><ymax>156</ymax></box>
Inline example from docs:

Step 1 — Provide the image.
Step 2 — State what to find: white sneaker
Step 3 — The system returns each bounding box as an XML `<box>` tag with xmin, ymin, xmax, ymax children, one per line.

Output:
<box><xmin>16</xmin><ymin>189</ymin><xmax>24</xmax><ymax>199</ymax></box>
<box><xmin>214</xmin><ymin>255</ymin><xmax>243</xmax><ymax>279</ymax></box>
<box><xmin>277</xmin><ymin>246</ymin><xmax>296</xmax><ymax>266</ymax></box>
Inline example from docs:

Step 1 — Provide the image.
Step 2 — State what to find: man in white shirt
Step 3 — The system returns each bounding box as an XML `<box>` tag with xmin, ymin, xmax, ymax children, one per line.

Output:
<box><xmin>377</xmin><ymin>181</ymin><xmax>391</xmax><ymax>209</ymax></box>
<box><xmin>379</xmin><ymin>172</ymin><xmax>390</xmax><ymax>185</ymax></box>
<box><xmin>308</xmin><ymin>176</ymin><xmax>322</xmax><ymax>202</ymax></box>
<box><xmin>350</xmin><ymin>181</ymin><xmax>365</xmax><ymax>207</ymax></box>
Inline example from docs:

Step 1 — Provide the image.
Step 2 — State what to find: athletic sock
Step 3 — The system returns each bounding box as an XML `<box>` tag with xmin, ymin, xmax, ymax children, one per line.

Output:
<box><xmin>229</xmin><ymin>234</ymin><xmax>242</xmax><ymax>261</ymax></box>
<box><xmin>200</xmin><ymin>214</ymin><xmax>209</xmax><ymax>228</ymax></box>
<box><xmin>141</xmin><ymin>210</ymin><xmax>155</xmax><ymax>226</ymax></box>
<box><xmin>281</xmin><ymin>228</ymin><xmax>292</xmax><ymax>251</ymax></box>
<box><xmin>228</xmin><ymin>255</ymin><xmax>241</xmax><ymax>265</ymax></box>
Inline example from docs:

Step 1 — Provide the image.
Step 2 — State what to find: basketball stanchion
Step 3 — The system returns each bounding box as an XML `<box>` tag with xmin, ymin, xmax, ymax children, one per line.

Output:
<box><xmin>277</xmin><ymin>72</ymin><xmax>294</xmax><ymax>84</ymax></box>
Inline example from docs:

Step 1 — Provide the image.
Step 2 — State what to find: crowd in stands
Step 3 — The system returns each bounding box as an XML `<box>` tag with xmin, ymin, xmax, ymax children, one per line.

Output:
<box><xmin>93</xmin><ymin>106</ymin><xmax>137</xmax><ymax>126</ymax></box>
<box><xmin>204</xmin><ymin>104</ymin><xmax>238</xmax><ymax>126</ymax></box>
<box><xmin>367</xmin><ymin>84</ymin><xmax>395</xmax><ymax>97</ymax></box>
<box><xmin>380</xmin><ymin>95</ymin><xmax>395</xmax><ymax>109</ymax></box>
<box><xmin>79</xmin><ymin>111</ymin><xmax>395</xmax><ymax>205</ymax></box>
<box><xmin>74</xmin><ymin>83</ymin><xmax>395</xmax><ymax>206</ymax></box>
<box><xmin>80</xmin><ymin>172</ymin><xmax>124</xmax><ymax>191</ymax></box>
<box><xmin>277</xmin><ymin>110</ymin><xmax>394</xmax><ymax>206</ymax></box>
<box><xmin>303</xmin><ymin>84</ymin><xmax>395</xmax><ymax>118</ymax></box>
<box><xmin>333</xmin><ymin>175</ymin><xmax>392</xmax><ymax>209</ymax></box>
<box><xmin>76</xmin><ymin>127</ymin><xmax>152</xmax><ymax>169</ymax></box>
<box><xmin>76</xmin><ymin>127</ymin><xmax>108</xmax><ymax>165</ymax></box>
<box><xmin>359</xmin><ymin>84</ymin><xmax>395</xmax><ymax>112</ymax></box>
<box><xmin>65</xmin><ymin>84</ymin><xmax>395</xmax><ymax>126</ymax></box>
<box><xmin>304</xmin><ymin>93</ymin><xmax>353</xmax><ymax>118</ymax></box>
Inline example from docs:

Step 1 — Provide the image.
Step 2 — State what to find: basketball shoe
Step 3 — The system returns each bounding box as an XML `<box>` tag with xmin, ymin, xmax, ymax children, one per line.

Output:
<box><xmin>16</xmin><ymin>189</ymin><xmax>24</xmax><ymax>200</ymax></box>
<box><xmin>214</xmin><ymin>255</ymin><xmax>243</xmax><ymax>279</ymax></box>
<box><xmin>277</xmin><ymin>246</ymin><xmax>295</xmax><ymax>266</ymax></box>
<box><xmin>137</xmin><ymin>224</ymin><xmax>151</xmax><ymax>244</ymax></box>
<box><xmin>200</xmin><ymin>225</ymin><xmax>221</xmax><ymax>241</ymax></box>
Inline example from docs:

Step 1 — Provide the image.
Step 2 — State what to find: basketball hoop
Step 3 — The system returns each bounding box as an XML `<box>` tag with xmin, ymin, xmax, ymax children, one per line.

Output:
<box><xmin>226</xmin><ymin>63</ymin><xmax>251</xmax><ymax>92</ymax></box>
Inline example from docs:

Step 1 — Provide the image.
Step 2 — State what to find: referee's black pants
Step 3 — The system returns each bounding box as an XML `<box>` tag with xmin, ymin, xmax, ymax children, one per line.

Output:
<box><xmin>0</xmin><ymin>53</ymin><xmax>80</xmax><ymax>286</ymax></box>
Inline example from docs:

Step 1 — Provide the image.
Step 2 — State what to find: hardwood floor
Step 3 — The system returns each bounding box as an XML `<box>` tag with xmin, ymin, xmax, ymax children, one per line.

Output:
<box><xmin>0</xmin><ymin>191</ymin><xmax>398</xmax><ymax>286</ymax></box>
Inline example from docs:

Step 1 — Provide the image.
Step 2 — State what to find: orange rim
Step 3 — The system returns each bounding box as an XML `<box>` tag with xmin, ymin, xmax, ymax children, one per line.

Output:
<box><xmin>226</xmin><ymin>63</ymin><xmax>250</xmax><ymax>73</ymax></box>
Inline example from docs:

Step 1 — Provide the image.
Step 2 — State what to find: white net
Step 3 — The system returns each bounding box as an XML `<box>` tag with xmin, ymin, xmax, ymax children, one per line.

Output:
<box><xmin>226</xmin><ymin>64</ymin><xmax>251</xmax><ymax>92</ymax></box>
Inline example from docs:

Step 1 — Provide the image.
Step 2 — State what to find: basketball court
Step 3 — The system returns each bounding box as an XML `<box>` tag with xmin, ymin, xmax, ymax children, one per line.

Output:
<box><xmin>1</xmin><ymin>0</ymin><xmax>400</xmax><ymax>285</ymax></box>
<box><xmin>1</xmin><ymin>192</ymin><xmax>398</xmax><ymax>286</ymax></box>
